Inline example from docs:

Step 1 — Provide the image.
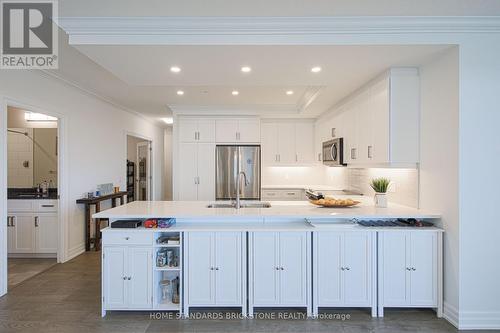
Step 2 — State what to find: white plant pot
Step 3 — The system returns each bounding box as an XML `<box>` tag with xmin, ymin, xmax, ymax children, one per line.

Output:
<box><xmin>374</xmin><ymin>193</ymin><xmax>388</xmax><ymax>208</ymax></box>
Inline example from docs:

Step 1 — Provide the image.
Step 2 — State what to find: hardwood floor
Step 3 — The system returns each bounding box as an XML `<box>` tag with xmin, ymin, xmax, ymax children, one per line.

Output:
<box><xmin>8</xmin><ymin>258</ymin><xmax>57</xmax><ymax>288</ymax></box>
<box><xmin>0</xmin><ymin>252</ymin><xmax>461</xmax><ymax>333</ymax></box>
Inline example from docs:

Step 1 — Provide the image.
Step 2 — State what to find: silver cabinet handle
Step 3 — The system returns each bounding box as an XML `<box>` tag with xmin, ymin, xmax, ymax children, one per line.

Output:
<box><xmin>341</xmin><ymin>267</ymin><xmax>345</xmax><ymax>271</ymax></box>
<box><xmin>295</xmin><ymin>153</ymin><xmax>298</xmax><ymax>162</ymax></box>
<box><xmin>368</xmin><ymin>145</ymin><xmax>373</xmax><ymax>159</ymax></box>
<box><xmin>345</xmin><ymin>267</ymin><xmax>350</xmax><ymax>271</ymax></box>
<box><xmin>331</xmin><ymin>128</ymin><xmax>336</xmax><ymax>138</ymax></box>
<box><xmin>11</xmin><ymin>216</ymin><xmax>15</xmax><ymax>227</ymax></box>
<box><xmin>215</xmin><ymin>267</ymin><xmax>219</xmax><ymax>271</ymax></box>
<box><xmin>123</xmin><ymin>276</ymin><xmax>127</xmax><ymax>280</ymax></box>
<box><xmin>275</xmin><ymin>267</ymin><xmax>280</xmax><ymax>270</ymax></box>
<box><xmin>125</xmin><ymin>237</ymin><xmax>130</xmax><ymax>240</ymax></box>
<box><xmin>280</xmin><ymin>267</ymin><xmax>284</xmax><ymax>270</ymax></box>
<box><xmin>34</xmin><ymin>216</ymin><xmax>39</xmax><ymax>227</ymax></box>
<box><xmin>194</xmin><ymin>132</ymin><xmax>197</xmax><ymax>140</ymax></box>
<box><xmin>318</xmin><ymin>153</ymin><xmax>322</xmax><ymax>161</ymax></box>
<box><xmin>275</xmin><ymin>154</ymin><xmax>278</xmax><ymax>162</ymax></box>
<box><xmin>351</xmin><ymin>148</ymin><xmax>357</xmax><ymax>160</ymax></box>
<box><xmin>6</xmin><ymin>216</ymin><xmax>11</xmax><ymax>227</ymax></box>
<box><xmin>128</xmin><ymin>276</ymin><xmax>131</xmax><ymax>280</ymax></box>
<box><xmin>210</xmin><ymin>267</ymin><xmax>214</xmax><ymax>270</ymax></box>
<box><xmin>41</xmin><ymin>204</ymin><xmax>54</xmax><ymax>208</ymax></box>
<box><xmin>411</xmin><ymin>267</ymin><xmax>416</xmax><ymax>271</ymax></box>
<box><xmin>406</xmin><ymin>267</ymin><xmax>411</xmax><ymax>271</ymax></box>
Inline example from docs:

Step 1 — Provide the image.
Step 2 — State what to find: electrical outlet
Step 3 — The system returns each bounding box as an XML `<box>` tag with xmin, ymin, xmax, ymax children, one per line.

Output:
<box><xmin>389</xmin><ymin>181</ymin><xmax>397</xmax><ymax>193</ymax></box>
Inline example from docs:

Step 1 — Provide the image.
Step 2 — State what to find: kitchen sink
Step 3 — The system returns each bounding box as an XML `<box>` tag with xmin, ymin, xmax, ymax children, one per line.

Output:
<box><xmin>206</xmin><ymin>202</ymin><xmax>271</xmax><ymax>209</ymax></box>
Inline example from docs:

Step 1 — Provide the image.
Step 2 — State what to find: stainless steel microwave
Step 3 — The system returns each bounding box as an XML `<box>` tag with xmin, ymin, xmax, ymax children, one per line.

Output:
<box><xmin>322</xmin><ymin>138</ymin><xmax>345</xmax><ymax>166</ymax></box>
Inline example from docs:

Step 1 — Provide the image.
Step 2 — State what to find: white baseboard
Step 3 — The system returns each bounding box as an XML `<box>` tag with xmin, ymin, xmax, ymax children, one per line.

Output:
<box><xmin>66</xmin><ymin>243</ymin><xmax>85</xmax><ymax>262</ymax></box>
<box><xmin>459</xmin><ymin>311</ymin><xmax>500</xmax><ymax>330</ymax></box>
<box><xmin>443</xmin><ymin>301</ymin><xmax>459</xmax><ymax>328</ymax></box>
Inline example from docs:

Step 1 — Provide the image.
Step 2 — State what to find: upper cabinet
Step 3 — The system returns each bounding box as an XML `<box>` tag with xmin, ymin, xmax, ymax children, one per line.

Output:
<box><xmin>178</xmin><ymin>118</ymin><xmax>216</xmax><ymax>143</ymax></box>
<box><xmin>215</xmin><ymin>118</ymin><xmax>260</xmax><ymax>143</ymax></box>
<box><xmin>261</xmin><ymin>120</ymin><xmax>315</xmax><ymax>166</ymax></box>
<box><xmin>317</xmin><ymin>68</ymin><xmax>420</xmax><ymax>167</ymax></box>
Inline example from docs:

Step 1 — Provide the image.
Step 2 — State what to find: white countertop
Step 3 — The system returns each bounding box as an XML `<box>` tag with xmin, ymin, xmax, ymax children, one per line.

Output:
<box><xmin>93</xmin><ymin>198</ymin><xmax>440</xmax><ymax>220</ymax></box>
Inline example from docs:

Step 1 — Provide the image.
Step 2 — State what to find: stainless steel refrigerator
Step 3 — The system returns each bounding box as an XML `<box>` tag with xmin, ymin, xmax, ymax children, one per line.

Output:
<box><xmin>215</xmin><ymin>145</ymin><xmax>261</xmax><ymax>200</ymax></box>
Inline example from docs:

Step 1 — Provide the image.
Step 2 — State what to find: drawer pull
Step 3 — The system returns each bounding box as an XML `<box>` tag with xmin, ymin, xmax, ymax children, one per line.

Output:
<box><xmin>41</xmin><ymin>205</ymin><xmax>55</xmax><ymax>208</ymax></box>
<box><xmin>286</xmin><ymin>192</ymin><xmax>296</xmax><ymax>195</ymax></box>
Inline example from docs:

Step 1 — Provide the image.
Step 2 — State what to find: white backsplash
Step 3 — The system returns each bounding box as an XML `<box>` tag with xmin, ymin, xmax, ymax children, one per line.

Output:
<box><xmin>347</xmin><ymin>168</ymin><xmax>419</xmax><ymax>208</ymax></box>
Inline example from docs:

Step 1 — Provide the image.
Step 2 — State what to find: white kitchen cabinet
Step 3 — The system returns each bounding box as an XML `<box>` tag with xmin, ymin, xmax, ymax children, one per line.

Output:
<box><xmin>178</xmin><ymin>118</ymin><xmax>215</xmax><ymax>143</ymax></box>
<box><xmin>261</xmin><ymin>189</ymin><xmax>304</xmax><ymax>201</ymax></box>
<box><xmin>261</xmin><ymin>120</ymin><xmax>315</xmax><ymax>166</ymax></box>
<box><xmin>185</xmin><ymin>232</ymin><xmax>245</xmax><ymax>314</ymax></box>
<box><xmin>35</xmin><ymin>214</ymin><xmax>58</xmax><ymax>253</ymax></box>
<box><xmin>177</xmin><ymin>143</ymin><xmax>215</xmax><ymax>200</ymax></box>
<box><xmin>313</xmin><ymin>231</ymin><xmax>376</xmax><ymax>317</ymax></box>
<box><xmin>103</xmin><ymin>246</ymin><xmax>152</xmax><ymax>310</ymax></box>
<box><xmin>249</xmin><ymin>231</ymin><xmax>311</xmax><ymax>316</ymax></box>
<box><xmin>10</xmin><ymin>214</ymin><xmax>35</xmax><ymax>253</ymax></box>
<box><xmin>378</xmin><ymin>231</ymin><xmax>442</xmax><ymax>317</ymax></box>
<box><xmin>327</xmin><ymin>68</ymin><xmax>419</xmax><ymax>167</ymax></box>
<box><xmin>215</xmin><ymin>118</ymin><xmax>260</xmax><ymax>143</ymax></box>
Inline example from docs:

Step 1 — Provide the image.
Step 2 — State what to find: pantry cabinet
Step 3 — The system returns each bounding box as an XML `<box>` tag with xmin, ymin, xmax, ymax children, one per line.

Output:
<box><xmin>313</xmin><ymin>231</ymin><xmax>376</xmax><ymax>317</ymax></box>
<box><xmin>261</xmin><ymin>120</ymin><xmax>315</xmax><ymax>166</ymax></box>
<box><xmin>103</xmin><ymin>246</ymin><xmax>153</xmax><ymax>310</ymax></box>
<box><xmin>378</xmin><ymin>230</ymin><xmax>442</xmax><ymax>317</ymax></box>
<box><xmin>177</xmin><ymin>142</ymin><xmax>215</xmax><ymax>200</ymax></box>
<box><xmin>249</xmin><ymin>231</ymin><xmax>311</xmax><ymax>315</ymax></box>
<box><xmin>215</xmin><ymin>118</ymin><xmax>260</xmax><ymax>143</ymax></box>
<box><xmin>185</xmin><ymin>232</ymin><xmax>246</xmax><ymax>313</ymax></box>
<box><xmin>178</xmin><ymin>118</ymin><xmax>215</xmax><ymax>143</ymax></box>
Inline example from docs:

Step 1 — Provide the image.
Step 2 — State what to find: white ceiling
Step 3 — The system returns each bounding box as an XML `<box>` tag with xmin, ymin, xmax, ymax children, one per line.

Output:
<box><xmin>59</xmin><ymin>0</ymin><xmax>500</xmax><ymax>17</ymax></box>
<box><xmin>69</xmin><ymin>44</ymin><xmax>450</xmax><ymax>117</ymax></box>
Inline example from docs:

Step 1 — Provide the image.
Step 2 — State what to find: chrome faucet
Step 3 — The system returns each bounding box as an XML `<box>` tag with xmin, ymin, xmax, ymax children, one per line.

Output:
<box><xmin>235</xmin><ymin>171</ymin><xmax>249</xmax><ymax>209</ymax></box>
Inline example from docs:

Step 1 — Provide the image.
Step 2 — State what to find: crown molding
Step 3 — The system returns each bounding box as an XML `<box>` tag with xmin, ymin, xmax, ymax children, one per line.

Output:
<box><xmin>58</xmin><ymin>16</ymin><xmax>500</xmax><ymax>45</ymax></box>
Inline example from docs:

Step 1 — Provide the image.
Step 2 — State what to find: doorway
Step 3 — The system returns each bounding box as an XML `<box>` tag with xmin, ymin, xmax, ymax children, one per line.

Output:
<box><xmin>6</xmin><ymin>106</ymin><xmax>59</xmax><ymax>289</ymax></box>
<box><xmin>126</xmin><ymin>135</ymin><xmax>152</xmax><ymax>202</ymax></box>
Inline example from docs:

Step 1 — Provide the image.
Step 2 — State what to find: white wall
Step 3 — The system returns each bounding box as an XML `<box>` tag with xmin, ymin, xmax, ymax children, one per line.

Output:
<box><xmin>0</xmin><ymin>70</ymin><xmax>165</xmax><ymax>262</ymax></box>
<box><xmin>419</xmin><ymin>47</ymin><xmax>460</xmax><ymax>321</ymax></box>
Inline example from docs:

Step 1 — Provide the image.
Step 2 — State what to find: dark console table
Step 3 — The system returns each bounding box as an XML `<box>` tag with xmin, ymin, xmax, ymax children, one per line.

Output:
<box><xmin>76</xmin><ymin>191</ymin><xmax>127</xmax><ymax>251</ymax></box>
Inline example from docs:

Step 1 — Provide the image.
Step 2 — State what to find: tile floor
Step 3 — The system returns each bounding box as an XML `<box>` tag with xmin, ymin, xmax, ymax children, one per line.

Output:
<box><xmin>0</xmin><ymin>252</ymin><xmax>471</xmax><ymax>333</ymax></box>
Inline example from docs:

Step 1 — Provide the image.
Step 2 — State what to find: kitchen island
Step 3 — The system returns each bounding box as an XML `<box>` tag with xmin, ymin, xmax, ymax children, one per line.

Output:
<box><xmin>94</xmin><ymin>199</ymin><xmax>442</xmax><ymax>319</ymax></box>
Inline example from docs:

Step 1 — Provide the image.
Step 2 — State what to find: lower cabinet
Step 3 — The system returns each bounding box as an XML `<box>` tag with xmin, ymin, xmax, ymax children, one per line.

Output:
<box><xmin>102</xmin><ymin>246</ymin><xmax>153</xmax><ymax>310</ymax></box>
<box><xmin>377</xmin><ymin>231</ymin><xmax>442</xmax><ymax>317</ymax></box>
<box><xmin>7</xmin><ymin>213</ymin><xmax>58</xmax><ymax>255</ymax></box>
<box><xmin>313</xmin><ymin>231</ymin><xmax>377</xmax><ymax>317</ymax></box>
<box><xmin>249</xmin><ymin>231</ymin><xmax>311</xmax><ymax>316</ymax></box>
<box><xmin>184</xmin><ymin>232</ymin><xmax>246</xmax><ymax>315</ymax></box>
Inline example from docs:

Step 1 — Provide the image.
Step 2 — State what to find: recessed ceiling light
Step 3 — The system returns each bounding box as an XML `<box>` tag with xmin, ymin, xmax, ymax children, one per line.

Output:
<box><xmin>177</xmin><ymin>90</ymin><xmax>184</xmax><ymax>95</ymax></box>
<box><xmin>232</xmin><ymin>90</ymin><xmax>239</xmax><ymax>96</ymax></box>
<box><xmin>241</xmin><ymin>66</ymin><xmax>251</xmax><ymax>73</ymax></box>
<box><xmin>170</xmin><ymin>66</ymin><xmax>181</xmax><ymax>73</ymax></box>
<box><xmin>286</xmin><ymin>90</ymin><xmax>294</xmax><ymax>95</ymax></box>
<box><xmin>311</xmin><ymin>66</ymin><xmax>322</xmax><ymax>73</ymax></box>
<box><xmin>162</xmin><ymin>117</ymin><xmax>173</xmax><ymax>125</ymax></box>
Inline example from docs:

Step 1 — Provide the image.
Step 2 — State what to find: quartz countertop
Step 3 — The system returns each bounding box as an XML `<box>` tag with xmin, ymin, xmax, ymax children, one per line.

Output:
<box><xmin>93</xmin><ymin>198</ymin><xmax>440</xmax><ymax>220</ymax></box>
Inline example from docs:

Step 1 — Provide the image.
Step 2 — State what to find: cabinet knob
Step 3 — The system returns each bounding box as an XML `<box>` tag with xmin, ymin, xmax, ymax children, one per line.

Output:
<box><xmin>280</xmin><ymin>267</ymin><xmax>284</xmax><ymax>270</ymax></box>
<box><xmin>123</xmin><ymin>276</ymin><xmax>127</xmax><ymax>280</ymax></box>
<box><xmin>275</xmin><ymin>267</ymin><xmax>280</xmax><ymax>270</ymax></box>
<box><xmin>125</xmin><ymin>237</ymin><xmax>130</xmax><ymax>240</ymax></box>
<box><xmin>406</xmin><ymin>267</ymin><xmax>411</xmax><ymax>271</ymax></box>
<box><xmin>215</xmin><ymin>267</ymin><xmax>219</xmax><ymax>271</ymax></box>
<box><xmin>340</xmin><ymin>267</ymin><xmax>345</xmax><ymax>271</ymax></box>
<box><xmin>411</xmin><ymin>267</ymin><xmax>416</xmax><ymax>271</ymax></box>
<box><xmin>345</xmin><ymin>267</ymin><xmax>350</xmax><ymax>271</ymax></box>
<box><xmin>210</xmin><ymin>267</ymin><xmax>214</xmax><ymax>270</ymax></box>
<box><xmin>128</xmin><ymin>276</ymin><xmax>132</xmax><ymax>280</ymax></box>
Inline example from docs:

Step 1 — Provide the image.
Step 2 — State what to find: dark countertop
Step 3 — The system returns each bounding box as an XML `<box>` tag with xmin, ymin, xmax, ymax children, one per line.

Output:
<box><xmin>8</xmin><ymin>188</ymin><xmax>58</xmax><ymax>200</ymax></box>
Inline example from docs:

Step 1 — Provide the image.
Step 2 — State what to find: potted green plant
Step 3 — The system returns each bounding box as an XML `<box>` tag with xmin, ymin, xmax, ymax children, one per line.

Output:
<box><xmin>370</xmin><ymin>177</ymin><xmax>390</xmax><ymax>208</ymax></box>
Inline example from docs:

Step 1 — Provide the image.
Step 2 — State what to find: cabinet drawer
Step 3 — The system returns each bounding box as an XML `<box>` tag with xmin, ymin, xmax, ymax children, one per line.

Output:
<box><xmin>35</xmin><ymin>200</ymin><xmax>58</xmax><ymax>212</ymax></box>
<box><xmin>262</xmin><ymin>190</ymin><xmax>280</xmax><ymax>200</ymax></box>
<box><xmin>103</xmin><ymin>232</ymin><xmax>153</xmax><ymax>246</ymax></box>
<box><xmin>7</xmin><ymin>200</ymin><xmax>34</xmax><ymax>212</ymax></box>
<box><xmin>281</xmin><ymin>190</ymin><xmax>302</xmax><ymax>200</ymax></box>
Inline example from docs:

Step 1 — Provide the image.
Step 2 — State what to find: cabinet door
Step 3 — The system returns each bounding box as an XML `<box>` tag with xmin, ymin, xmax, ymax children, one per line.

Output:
<box><xmin>187</xmin><ymin>232</ymin><xmax>215</xmax><ymax>305</ymax></box>
<box><xmin>103</xmin><ymin>247</ymin><xmax>127</xmax><ymax>309</ymax></box>
<box><xmin>197</xmin><ymin>119</ymin><xmax>216</xmax><ymax>143</ymax></box>
<box><xmin>261</xmin><ymin>122</ymin><xmax>279</xmax><ymax>165</ymax></box>
<box><xmin>279</xmin><ymin>232</ymin><xmax>307</xmax><ymax>305</ymax></box>
<box><xmin>178</xmin><ymin>143</ymin><xmax>198</xmax><ymax>200</ymax></box>
<box><xmin>295</xmin><ymin>122</ymin><xmax>315</xmax><ymax>163</ymax></box>
<box><xmin>315</xmin><ymin>232</ymin><xmax>342</xmax><ymax>306</ymax></box>
<box><xmin>342</xmin><ymin>104</ymin><xmax>357</xmax><ymax>164</ymax></box>
<box><xmin>11</xmin><ymin>214</ymin><xmax>35</xmax><ymax>253</ymax></box>
<box><xmin>197</xmin><ymin>143</ymin><xmax>215</xmax><ymax>201</ymax></box>
<box><xmin>356</xmin><ymin>90</ymin><xmax>372</xmax><ymax>164</ymax></box>
<box><xmin>252</xmin><ymin>232</ymin><xmax>279</xmax><ymax>305</ymax></box>
<box><xmin>127</xmin><ymin>247</ymin><xmax>152</xmax><ymax>309</ymax></box>
<box><xmin>277</xmin><ymin>123</ymin><xmax>296</xmax><ymax>164</ymax></box>
<box><xmin>409</xmin><ymin>233</ymin><xmax>437</xmax><ymax>306</ymax></box>
<box><xmin>380</xmin><ymin>232</ymin><xmax>409</xmax><ymax>306</ymax></box>
<box><xmin>216</xmin><ymin>119</ymin><xmax>238</xmax><ymax>143</ymax></box>
<box><xmin>370</xmin><ymin>78</ymin><xmax>390</xmax><ymax>163</ymax></box>
<box><xmin>35</xmin><ymin>214</ymin><xmax>58</xmax><ymax>253</ymax></box>
<box><xmin>238</xmin><ymin>119</ymin><xmax>260</xmax><ymax>143</ymax></box>
<box><xmin>179</xmin><ymin>119</ymin><xmax>199</xmax><ymax>142</ymax></box>
<box><xmin>343</xmin><ymin>232</ymin><xmax>372</xmax><ymax>306</ymax></box>
<box><xmin>215</xmin><ymin>232</ymin><xmax>242</xmax><ymax>305</ymax></box>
